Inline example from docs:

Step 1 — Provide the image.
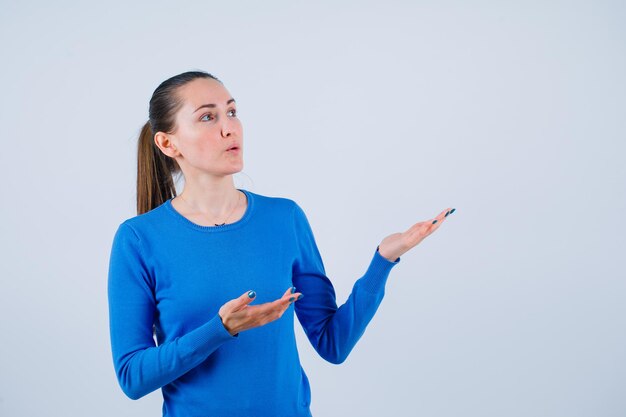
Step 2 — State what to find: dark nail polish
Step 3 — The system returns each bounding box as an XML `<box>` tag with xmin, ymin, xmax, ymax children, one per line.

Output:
<box><xmin>432</xmin><ymin>220</ymin><xmax>438</xmax><ymax>224</ymax></box>
<box><xmin>248</xmin><ymin>290</ymin><xmax>256</xmax><ymax>298</ymax></box>
<box><xmin>450</xmin><ymin>208</ymin><xmax>456</xmax><ymax>214</ymax></box>
<box><xmin>289</xmin><ymin>297</ymin><xmax>295</xmax><ymax>302</ymax></box>
<box><xmin>291</xmin><ymin>286</ymin><xmax>296</xmax><ymax>294</ymax></box>
<box><xmin>297</xmin><ymin>294</ymin><xmax>304</xmax><ymax>300</ymax></box>
<box><xmin>445</xmin><ymin>211</ymin><xmax>450</xmax><ymax>217</ymax></box>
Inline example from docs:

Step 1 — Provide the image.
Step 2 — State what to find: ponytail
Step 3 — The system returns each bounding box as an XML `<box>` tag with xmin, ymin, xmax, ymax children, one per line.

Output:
<box><xmin>136</xmin><ymin>120</ymin><xmax>179</xmax><ymax>215</ymax></box>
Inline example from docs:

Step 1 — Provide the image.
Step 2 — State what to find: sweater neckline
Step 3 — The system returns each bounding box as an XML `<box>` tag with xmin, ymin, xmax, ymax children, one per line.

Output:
<box><xmin>164</xmin><ymin>188</ymin><xmax>254</xmax><ymax>232</ymax></box>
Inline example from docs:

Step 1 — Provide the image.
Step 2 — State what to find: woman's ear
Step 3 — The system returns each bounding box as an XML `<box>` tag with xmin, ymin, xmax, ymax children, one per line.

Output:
<box><xmin>154</xmin><ymin>132</ymin><xmax>180</xmax><ymax>157</ymax></box>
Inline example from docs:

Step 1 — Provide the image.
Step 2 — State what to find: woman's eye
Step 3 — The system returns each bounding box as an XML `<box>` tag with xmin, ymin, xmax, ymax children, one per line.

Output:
<box><xmin>200</xmin><ymin>109</ymin><xmax>237</xmax><ymax>120</ymax></box>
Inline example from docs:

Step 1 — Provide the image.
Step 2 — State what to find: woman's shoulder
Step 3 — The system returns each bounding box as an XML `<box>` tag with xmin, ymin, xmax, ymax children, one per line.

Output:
<box><xmin>245</xmin><ymin>189</ymin><xmax>299</xmax><ymax>211</ymax></box>
<box><xmin>113</xmin><ymin>200</ymin><xmax>170</xmax><ymax>240</ymax></box>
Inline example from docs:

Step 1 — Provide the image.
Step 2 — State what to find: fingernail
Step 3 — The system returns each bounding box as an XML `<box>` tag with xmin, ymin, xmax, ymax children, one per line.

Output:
<box><xmin>248</xmin><ymin>290</ymin><xmax>256</xmax><ymax>298</ymax></box>
<box><xmin>432</xmin><ymin>220</ymin><xmax>438</xmax><ymax>224</ymax></box>
<box><xmin>297</xmin><ymin>294</ymin><xmax>304</xmax><ymax>300</ymax></box>
<box><xmin>289</xmin><ymin>297</ymin><xmax>295</xmax><ymax>302</ymax></box>
<box><xmin>290</xmin><ymin>286</ymin><xmax>296</xmax><ymax>294</ymax></box>
<box><xmin>450</xmin><ymin>208</ymin><xmax>456</xmax><ymax>214</ymax></box>
<box><xmin>445</xmin><ymin>211</ymin><xmax>450</xmax><ymax>217</ymax></box>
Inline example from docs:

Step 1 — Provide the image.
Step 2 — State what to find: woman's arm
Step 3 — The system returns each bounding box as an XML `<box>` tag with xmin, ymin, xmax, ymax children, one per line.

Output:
<box><xmin>290</xmin><ymin>202</ymin><xmax>455</xmax><ymax>365</ymax></box>
<box><xmin>107</xmin><ymin>223</ymin><xmax>238</xmax><ymax>400</ymax></box>
<box><xmin>290</xmin><ymin>203</ymin><xmax>400</xmax><ymax>365</ymax></box>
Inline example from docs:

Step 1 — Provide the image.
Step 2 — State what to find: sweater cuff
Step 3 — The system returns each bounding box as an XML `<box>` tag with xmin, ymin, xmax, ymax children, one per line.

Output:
<box><xmin>181</xmin><ymin>313</ymin><xmax>239</xmax><ymax>357</ymax></box>
<box><xmin>357</xmin><ymin>246</ymin><xmax>401</xmax><ymax>294</ymax></box>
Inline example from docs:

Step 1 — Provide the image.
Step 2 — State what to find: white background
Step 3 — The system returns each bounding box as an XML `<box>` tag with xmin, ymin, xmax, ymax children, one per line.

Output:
<box><xmin>1</xmin><ymin>1</ymin><xmax>625</xmax><ymax>416</ymax></box>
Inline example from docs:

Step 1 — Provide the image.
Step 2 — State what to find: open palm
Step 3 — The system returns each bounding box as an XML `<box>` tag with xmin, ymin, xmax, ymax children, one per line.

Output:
<box><xmin>378</xmin><ymin>207</ymin><xmax>456</xmax><ymax>262</ymax></box>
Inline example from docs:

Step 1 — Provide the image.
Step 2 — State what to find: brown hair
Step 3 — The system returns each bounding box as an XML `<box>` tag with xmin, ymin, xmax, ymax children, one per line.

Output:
<box><xmin>136</xmin><ymin>70</ymin><xmax>222</xmax><ymax>215</ymax></box>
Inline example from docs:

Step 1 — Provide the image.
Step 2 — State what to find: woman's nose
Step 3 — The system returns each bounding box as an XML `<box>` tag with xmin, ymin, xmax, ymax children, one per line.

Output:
<box><xmin>221</xmin><ymin>116</ymin><xmax>235</xmax><ymax>137</ymax></box>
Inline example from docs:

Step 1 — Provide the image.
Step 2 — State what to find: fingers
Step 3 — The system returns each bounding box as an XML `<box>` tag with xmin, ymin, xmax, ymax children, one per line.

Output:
<box><xmin>228</xmin><ymin>289</ymin><xmax>258</xmax><ymax>313</ymax></box>
<box><xmin>430</xmin><ymin>207</ymin><xmax>455</xmax><ymax>227</ymax></box>
<box><xmin>282</xmin><ymin>286</ymin><xmax>296</xmax><ymax>298</ymax></box>
<box><xmin>243</xmin><ymin>285</ymin><xmax>300</xmax><ymax>310</ymax></box>
<box><xmin>283</xmin><ymin>286</ymin><xmax>302</xmax><ymax>304</ymax></box>
<box><xmin>268</xmin><ymin>287</ymin><xmax>302</xmax><ymax>311</ymax></box>
<box><xmin>403</xmin><ymin>207</ymin><xmax>456</xmax><ymax>247</ymax></box>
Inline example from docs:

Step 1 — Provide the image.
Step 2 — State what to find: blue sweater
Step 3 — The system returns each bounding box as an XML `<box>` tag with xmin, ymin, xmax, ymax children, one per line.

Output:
<box><xmin>107</xmin><ymin>188</ymin><xmax>401</xmax><ymax>417</ymax></box>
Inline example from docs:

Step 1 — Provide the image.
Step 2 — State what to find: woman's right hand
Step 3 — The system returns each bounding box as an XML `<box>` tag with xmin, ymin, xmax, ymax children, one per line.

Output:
<box><xmin>218</xmin><ymin>287</ymin><xmax>303</xmax><ymax>336</ymax></box>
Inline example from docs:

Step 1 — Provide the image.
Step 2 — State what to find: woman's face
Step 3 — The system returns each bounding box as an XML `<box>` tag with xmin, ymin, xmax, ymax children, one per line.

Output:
<box><xmin>167</xmin><ymin>77</ymin><xmax>243</xmax><ymax>177</ymax></box>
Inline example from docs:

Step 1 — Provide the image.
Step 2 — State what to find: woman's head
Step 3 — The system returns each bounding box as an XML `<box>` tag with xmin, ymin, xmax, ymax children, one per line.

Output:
<box><xmin>137</xmin><ymin>70</ymin><xmax>243</xmax><ymax>215</ymax></box>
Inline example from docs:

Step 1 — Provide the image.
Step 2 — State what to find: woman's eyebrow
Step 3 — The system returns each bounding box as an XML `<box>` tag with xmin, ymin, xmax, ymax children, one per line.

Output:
<box><xmin>193</xmin><ymin>98</ymin><xmax>236</xmax><ymax>113</ymax></box>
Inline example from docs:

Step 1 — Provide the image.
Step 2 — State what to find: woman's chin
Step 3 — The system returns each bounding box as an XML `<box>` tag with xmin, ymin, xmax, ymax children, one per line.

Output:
<box><xmin>226</xmin><ymin>162</ymin><xmax>244</xmax><ymax>174</ymax></box>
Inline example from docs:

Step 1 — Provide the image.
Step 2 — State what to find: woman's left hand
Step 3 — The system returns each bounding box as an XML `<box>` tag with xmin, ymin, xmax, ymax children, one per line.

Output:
<box><xmin>377</xmin><ymin>207</ymin><xmax>456</xmax><ymax>262</ymax></box>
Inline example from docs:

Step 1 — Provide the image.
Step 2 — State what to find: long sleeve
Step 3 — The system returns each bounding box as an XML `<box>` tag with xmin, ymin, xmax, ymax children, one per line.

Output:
<box><xmin>107</xmin><ymin>223</ymin><xmax>238</xmax><ymax>400</ymax></box>
<box><xmin>291</xmin><ymin>202</ymin><xmax>401</xmax><ymax>365</ymax></box>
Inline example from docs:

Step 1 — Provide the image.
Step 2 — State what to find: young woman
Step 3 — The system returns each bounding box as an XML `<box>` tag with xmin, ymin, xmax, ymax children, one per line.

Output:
<box><xmin>107</xmin><ymin>70</ymin><xmax>455</xmax><ymax>416</ymax></box>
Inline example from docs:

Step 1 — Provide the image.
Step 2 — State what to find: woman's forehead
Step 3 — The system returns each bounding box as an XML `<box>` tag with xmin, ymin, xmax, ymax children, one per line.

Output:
<box><xmin>181</xmin><ymin>78</ymin><xmax>230</xmax><ymax>105</ymax></box>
